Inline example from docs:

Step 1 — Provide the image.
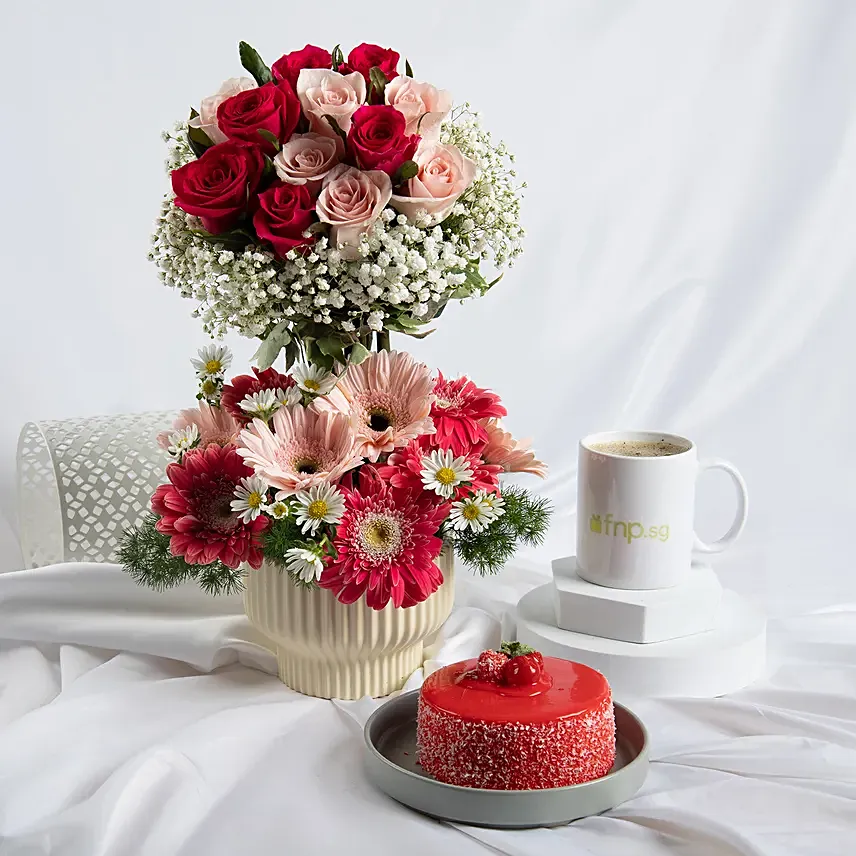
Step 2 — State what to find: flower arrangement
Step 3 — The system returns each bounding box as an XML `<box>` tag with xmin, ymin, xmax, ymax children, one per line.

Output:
<box><xmin>123</xmin><ymin>41</ymin><xmax>548</xmax><ymax>614</ymax></box>
<box><xmin>150</xmin><ymin>40</ymin><xmax>524</xmax><ymax>364</ymax></box>
<box><xmin>120</xmin><ymin>346</ymin><xmax>551</xmax><ymax>609</ymax></box>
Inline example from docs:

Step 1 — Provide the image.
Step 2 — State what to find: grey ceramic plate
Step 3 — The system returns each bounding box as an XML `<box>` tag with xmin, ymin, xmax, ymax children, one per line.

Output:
<box><xmin>363</xmin><ymin>690</ymin><xmax>649</xmax><ymax>829</ymax></box>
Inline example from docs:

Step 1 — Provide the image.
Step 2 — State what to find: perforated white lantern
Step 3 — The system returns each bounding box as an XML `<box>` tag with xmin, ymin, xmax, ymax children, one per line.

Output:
<box><xmin>17</xmin><ymin>412</ymin><xmax>176</xmax><ymax>567</ymax></box>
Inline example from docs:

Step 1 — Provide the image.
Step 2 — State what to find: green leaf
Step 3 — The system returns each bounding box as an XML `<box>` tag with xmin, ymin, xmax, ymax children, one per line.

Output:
<box><xmin>239</xmin><ymin>41</ymin><xmax>272</xmax><ymax>86</ymax></box>
<box><xmin>305</xmin><ymin>338</ymin><xmax>334</xmax><ymax>370</ymax></box>
<box><xmin>500</xmin><ymin>641</ymin><xmax>536</xmax><ymax>658</ymax></box>
<box><xmin>253</xmin><ymin>321</ymin><xmax>292</xmax><ymax>370</ymax></box>
<box><xmin>262</xmin><ymin>153</ymin><xmax>276</xmax><ymax>181</ymax></box>
<box><xmin>392</xmin><ymin>314</ymin><xmax>424</xmax><ymax>329</ymax></box>
<box><xmin>405</xmin><ymin>59</ymin><xmax>414</xmax><ymax>77</ymax></box>
<box><xmin>187</xmin><ymin>124</ymin><xmax>214</xmax><ymax>159</ymax></box>
<box><xmin>306</xmin><ymin>221</ymin><xmax>328</xmax><ymax>235</ymax></box>
<box><xmin>189</xmin><ymin>107</ymin><xmax>200</xmax><ymax>121</ymax></box>
<box><xmin>284</xmin><ymin>339</ymin><xmax>300</xmax><ymax>370</ymax></box>
<box><xmin>403</xmin><ymin>327</ymin><xmax>435</xmax><ymax>340</ymax></box>
<box><xmin>317</xmin><ymin>336</ymin><xmax>346</xmax><ymax>364</ymax></box>
<box><xmin>331</xmin><ymin>44</ymin><xmax>345</xmax><ymax>70</ymax></box>
<box><xmin>323</xmin><ymin>115</ymin><xmax>348</xmax><ymax>144</ymax></box>
<box><xmin>189</xmin><ymin>228</ymin><xmax>253</xmax><ymax>250</ymax></box>
<box><xmin>369</xmin><ymin>66</ymin><xmax>388</xmax><ymax>102</ymax></box>
<box><xmin>393</xmin><ymin>160</ymin><xmax>419</xmax><ymax>185</ymax></box>
<box><xmin>349</xmin><ymin>342</ymin><xmax>370</xmax><ymax>365</ymax></box>
<box><xmin>257</xmin><ymin>128</ymin><xmax>281</xmax><ymax>151</ymax></box>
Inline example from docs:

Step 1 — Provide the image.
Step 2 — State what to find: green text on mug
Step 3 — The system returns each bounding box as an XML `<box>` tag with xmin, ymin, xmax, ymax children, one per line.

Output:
<box><xmin>589</xmin><ymin>513</ymin><xmax>670</xmax><ymax>544</ymax></box>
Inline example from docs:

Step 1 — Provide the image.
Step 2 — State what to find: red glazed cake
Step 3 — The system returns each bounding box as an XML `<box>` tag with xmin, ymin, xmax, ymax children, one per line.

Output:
<box><xmin>417</xmin><ymin>644</ymin><xmax>616</xmax><ymax>790</ymax></box>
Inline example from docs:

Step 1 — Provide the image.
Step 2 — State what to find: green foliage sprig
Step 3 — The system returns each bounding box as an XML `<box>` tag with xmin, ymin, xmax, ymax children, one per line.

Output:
<box><xmin>448</xmin><ymin>486</ymin><xmax>552</xmax><ymax>576</ymax></box>
<box><xmin>118</xmin><ymin>514</ymin><xmax>243</xmax><ymax>595</ymax></box>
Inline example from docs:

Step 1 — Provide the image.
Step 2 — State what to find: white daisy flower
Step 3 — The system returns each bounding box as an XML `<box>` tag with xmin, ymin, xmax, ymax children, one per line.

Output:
<box><xmin>167</xmin><ymin>424</ymin><xmax>200</xmax><ymax>461</ymax></box>
<box><xmin>449</xmin><ymin>492</ymin><xmax>497</xmax><ymax>533</ymax></box>
<box><xmin>275</xmin><ymin>386</ymin><xmax>303</xmax><ymax>407</ymax></box>
<box><xmin>480</xmin><ymin>490</ymin><xmax>506</xmax><ymax>520</ymax></box>
<box><xmin>263</xmin><ymin>499</ymin><xmax>290</xmax><ymax>519</ymax></box>
<box><xmin>230</xmin><ymin>475</ymin><xmax>269</xmax><ymax>523</ymax></box>
<box><xmin>239</xmin><ymin>388</ymin><xmax>281</xmax><ymax>421</ymax></box>
<box><xmin>420</xmin><ymin>449</ymin><xmax>474</xmax><ymax>499</ymax></box>
<box><xmin>284</xmin><ymin>547</ymin><xmax>324</xmax><ymax>584</ymax></box>
<box><xmin>191</xmin><ymin>343</ymin><xmax>232</xmax><ymax>378</ymax></box>
<box><xmin>293</xmin><ymin>483</ymin><xmax>346</xmax><ymax>534</ymax></box>
<box><xmin>290</xmin><ymin>361</ymin><xmax>338</xmax><ymax>396</ymax></box>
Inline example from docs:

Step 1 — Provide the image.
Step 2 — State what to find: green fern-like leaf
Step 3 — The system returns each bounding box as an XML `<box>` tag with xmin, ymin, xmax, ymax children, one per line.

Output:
<box><xmin>118</xmin><ymin>514</ymin><xmax>244</xmax><ymax>596</ymax></box>
<box><xmin>450</xmin><ymin>486</ymin><xmax>552</xmax><ymax>576</ymax></box>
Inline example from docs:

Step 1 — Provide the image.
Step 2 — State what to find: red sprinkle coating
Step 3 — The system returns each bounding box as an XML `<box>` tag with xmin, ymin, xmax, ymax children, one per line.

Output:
<box><xmin>417</xmin><ymin>656</ymin><xmax>616</xmax><ymax>790</ymax></box>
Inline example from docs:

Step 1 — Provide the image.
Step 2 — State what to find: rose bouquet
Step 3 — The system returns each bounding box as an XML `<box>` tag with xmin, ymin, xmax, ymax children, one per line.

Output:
<box><xmin>120</xmin><ymin>345</ymin><xmax>550</xmax><ymax>608</ymax></box>
<box><xmin>151</xmin><ymin>40</ymin><xmax>524</xmax><ymax>365</ymax></box>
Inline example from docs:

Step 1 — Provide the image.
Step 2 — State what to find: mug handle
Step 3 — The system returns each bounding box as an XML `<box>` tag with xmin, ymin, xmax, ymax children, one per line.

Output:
<box><xmin>693</xmin><ymin>458</ymin><xmax>749</xmax><ymax>554</ymax></box>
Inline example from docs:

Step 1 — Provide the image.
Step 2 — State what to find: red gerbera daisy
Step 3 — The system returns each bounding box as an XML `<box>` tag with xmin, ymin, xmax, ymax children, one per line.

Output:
<box><xmin>377</xmin><ymin>438</ymin><xmax>502</xmax><ymax>501</ymax></box>
<box><xmin>151</xmin><ymin>444</ymin><xmax>269</xmax><ymax>569</ymax></box>
<box><xmin>430</xmin><ymin>373</ymin><xmax>507</xmax><ymax>454</ymax></box>
<box><xmin>319</xmin><ymin>467</ymin><xmax>447</xmax><ymax>610</ymax></box>
<box><xmin>221</xmin><ymin>367</ymin><xmax>296</xmax><ymax>425</ymax></box>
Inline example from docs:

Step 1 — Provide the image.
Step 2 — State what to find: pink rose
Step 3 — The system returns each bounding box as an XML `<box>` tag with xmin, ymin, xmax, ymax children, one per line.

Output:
<box><xmin>385</xmin><ymin>76</ymin><xmax>452</xmax><ymax>139</ymax></box>
<box><xmin>390</xmin><ymin>141</ymin><xmax>477</xmax><ymax>226</ymax></box>
<box><xmin>189</xmin><ymin>77</ymin><xmax>257</xmax><ymax>145</ymax></box>
<box><xmin>316</xmin><ymin>165</ymin><xmax>392</xmax><ymax>260</ymax></box>
<box><xmin>296</xmin><ymin>69</ymin><xmax>366</xmax><ymax>137</ymax></box>
<box><xmin>273</xmin><ymin>133</ymin><xmax>343</xmax><ymax>194</ymax></box>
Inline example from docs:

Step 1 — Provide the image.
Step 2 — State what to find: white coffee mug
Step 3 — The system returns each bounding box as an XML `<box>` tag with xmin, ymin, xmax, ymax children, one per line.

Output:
<box><xmin>576</xmin><ymin>430</ymin><xmax>748</xmax><ymax>590</ymax></box>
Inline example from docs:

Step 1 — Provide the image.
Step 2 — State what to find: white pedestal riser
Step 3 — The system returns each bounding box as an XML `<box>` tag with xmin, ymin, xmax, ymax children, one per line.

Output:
<box><xmin>517</xmin><ymin>584</ymin><xmax>766</xmax><ymax>700</ymax></box>
<box><xmin>552</xmin><ymin>556</ymin><xmax>722</xmax><ymax>643</ymax></box>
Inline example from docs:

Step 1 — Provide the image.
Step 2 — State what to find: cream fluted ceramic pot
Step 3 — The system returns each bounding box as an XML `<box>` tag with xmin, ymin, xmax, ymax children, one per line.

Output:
<box><xmin>244</xmin><ymin>548</ymin><xmax>455</xmax><ymax>699</ymax></box>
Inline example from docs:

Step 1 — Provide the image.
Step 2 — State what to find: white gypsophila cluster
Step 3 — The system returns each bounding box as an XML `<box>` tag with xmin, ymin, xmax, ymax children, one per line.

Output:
<box><xmin>149</xmin><ymin>111</ymin><xmax>525</xmax><ymax>339</ymax></box>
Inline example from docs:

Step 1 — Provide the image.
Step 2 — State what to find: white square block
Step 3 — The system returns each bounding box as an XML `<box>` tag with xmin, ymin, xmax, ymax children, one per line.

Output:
<box><xmin>551</xmin><ymin>556</ymin><xmax>722</xmax><ymax>643</ymax></box>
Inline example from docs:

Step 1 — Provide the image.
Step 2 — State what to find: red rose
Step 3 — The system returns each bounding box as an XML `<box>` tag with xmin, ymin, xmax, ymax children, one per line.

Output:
<box><xmin>253</xmin><ymin>182</ymin><xmax>317</xmax><ymax>258</ymax></box>
<box><xmin>221</xmin><ymin>367</ymin><xmax>295</xmax><ymax>425</ymax></box>
<box><xmin>171</xmin><ymin>141</ymin><xmax>264</xmax><ymax>234</ymax></box>
<box><xmin>343</xmin><ymin>43</ymin><xmax>399</xmax><ymax>83</ymax></box>
<box><xmin>217</xmin><ymin>82</ymin><xmax>301</xmax><ymax>154</ymax></box>
<box><xmin>347</xmin><ymin>105</ymin><xmax>418</xmax><ymax>176</ymax></box>
<box><xmin>272</xmin><ymin>44</ymin><xmax>333</xmax><ymax>91</ymax></box>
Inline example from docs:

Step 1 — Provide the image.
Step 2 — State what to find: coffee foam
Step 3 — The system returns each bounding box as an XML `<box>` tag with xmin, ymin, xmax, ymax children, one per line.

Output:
<box><xmin>589</xmin><ymin>439</ymin><xmax>687</xmax><ymax>458</ymax></box>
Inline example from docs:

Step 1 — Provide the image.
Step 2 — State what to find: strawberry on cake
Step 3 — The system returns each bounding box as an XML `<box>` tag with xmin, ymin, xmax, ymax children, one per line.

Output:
<box><xmin>416</xmin><ymin>642</ymin><xmax>616</xmax><ymax>790</ymax></box>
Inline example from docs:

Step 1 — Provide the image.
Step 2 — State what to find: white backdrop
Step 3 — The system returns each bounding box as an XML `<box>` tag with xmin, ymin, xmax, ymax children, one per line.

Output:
<box><xmin>2</xmin><ymin>0</ymin><xmax>856</xmax><ymax>613</ymax></box>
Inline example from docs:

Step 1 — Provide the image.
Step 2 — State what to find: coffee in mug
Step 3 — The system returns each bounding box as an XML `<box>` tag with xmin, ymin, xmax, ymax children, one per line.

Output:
<box><xmin>576</xmin><ymin>430</ymin><xmax>748</xmax><ymax>590</ymax></box>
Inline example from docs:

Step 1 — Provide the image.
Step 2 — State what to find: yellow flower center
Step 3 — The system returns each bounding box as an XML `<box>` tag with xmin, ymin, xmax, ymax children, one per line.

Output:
<box><xmin>247</xmin><ymin>491</ymin><xmax>264</xmax><ymax>509</ymax></box>
<box><xmin>303</xmin><ymin>379</ymin><xmax>320</xmax><ymax>392</ymax></box>
<box><xmin>307</xmin><ymin>499</ymin><xmax>328</xmax><ymax>519</ymax></box>
<box><xmin>462</xmin><ymin>504</ymin><xmax>481</xmax><ymax>521</ymax></box>
<box><xmin>364</xmin><ymin>518</ymin><xmax>396</xmax><ymax>549</ymax></box>
<box><xmin>435</xmin><ymin>467</ymin><xmax>458</xmax><ymax>486</ymax></box>
<box><xmin>205</xmin><ymin>359</ymin><xmax>222</xmax><ymax>374</ymax></box>
<box><xmin>201</xmin><ymin>379</ymin><xmax>217</xmax><ymax>395</ymax></box>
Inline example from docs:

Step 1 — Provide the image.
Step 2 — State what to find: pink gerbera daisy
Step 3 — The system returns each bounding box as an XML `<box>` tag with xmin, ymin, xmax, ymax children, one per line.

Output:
<box><xmin>430</xmin><ymin>373</ymin><xmax>507</xmax><ymax>455</ymax></box>
<box><xmin>319</xmin><ymin>467</ymin><xmax>447</xmax><ymax>610</ymax></box>
<box><xmin>237</xmin><ymin>404</ymin><xmax>362</xmax><ymax>495</ymax></box>
<box><xmin>151</xmin><ymin>444</ymin><xmax>269</xmax><ymax>569</ymax></box>
<box><xmin>377</xmin><ymin>438</ymin><xmax>503</xmax><ymax>501</ymax></box>
<box><xmin>157</xmin><ymin>401</ymin><xmax>240</xmax><ymax>451</ymax></box>
<box><xmin>480</xmin><ymin>419</ymin><xmax>548</xmax><ymax>478</ymax></box>
<box><xmin>332</xmin><ymin>350</ymin><xmax>435</xmax><ymax>461</ymax></box>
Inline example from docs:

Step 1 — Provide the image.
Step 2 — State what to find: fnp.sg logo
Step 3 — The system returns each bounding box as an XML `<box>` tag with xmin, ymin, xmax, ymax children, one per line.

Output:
<box><xmin>590</xmin><ymin>514</ymin><xmax>670</xmax><ymax>544</ymax></box>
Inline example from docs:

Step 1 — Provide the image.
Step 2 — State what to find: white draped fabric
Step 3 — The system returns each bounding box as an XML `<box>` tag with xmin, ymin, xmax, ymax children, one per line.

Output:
<box><xmin>1</xmin><ymin>564</ymin><xmax>855</xmax><ymax>855</ymax></box>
